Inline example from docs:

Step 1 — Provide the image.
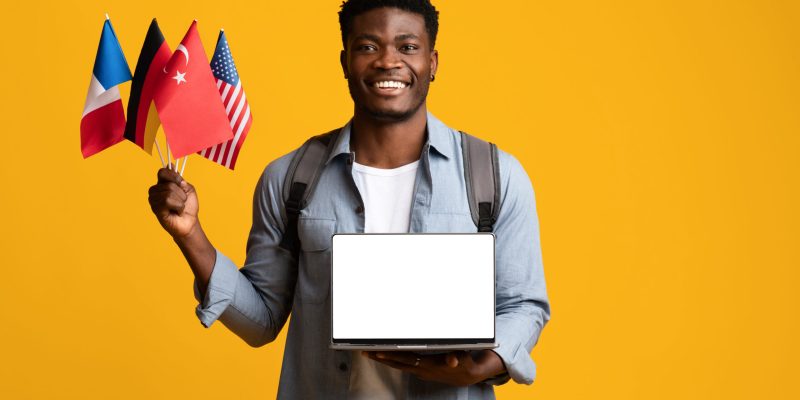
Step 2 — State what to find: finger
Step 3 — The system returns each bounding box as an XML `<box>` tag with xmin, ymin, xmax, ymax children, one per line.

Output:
<box><xmin>369</xmin><ymin>355</ymin><xmax>453</xmax><ymax>383</ymax></box>
<box><xmin>475</xmin><ymin>349</ymin><xmax>499</xmax><ymax>365</ymax></box>
<box><xmin>157</xmin><ymin>167</ymin><xmax>183</xmax><ymax>185</ymax></box>
<box><xmin>458</xmin><ymin>351</ymin><xmax>475</xmax><ymax>368</ymax></box>
<box><xmin>167</xmin><ymin>190</ymin><xmax>187</xmax><ymax>209</ymax></box>
<box><xmin>373</xmin><ymin>352</ymin><xmax>422</xmax><ymax>367</ymax></box>
<box><xmin>149</xmin><ymin>190</ymin><xmax>184</xmax><ymax>214</ymax></box>
<box><xmin>149</xmin><ymin>190</ymin><xmax>171</xmax><ymax>211</ymax></box>
<box><xmin>148</xmin><ymin>183</ymin><xmax>178</xmax><ymax>195</ymax></box>
<box><xmin>172</xmin><ymin>184</ymin><xmax>188</xmax><ymax>202</ymax></box>
<box><xmin>368</xmin><ymin>356</ymin><xmax>419</xmax><ymax>373</ymax></box>
<box><xmin>445</xmin><ymin>352</ymin><xmax>460</xmax><ymax>368</ymax></box>
<box><xmin>149</xmin><ymin>182</ymin><xmax>186</xmax><ymax>201</ymax></box>
<box><xmin>149</xmin><ymin>195</ymin><xmax>168</xmax><ymax>214</ymax></box>
<box><xmin>180</xmin><ymin>180</ymin><xmax>195</xmax><ymax>196</ymax></box>
<box><xmin>164</xmin><ymin>193</ymin><xmax>186</xmax><ymax>212</ymax></box>
<box><xmin>148</xmin><ymin>195</ymin><xmax>162</xmax><ymax>213</ymax></box>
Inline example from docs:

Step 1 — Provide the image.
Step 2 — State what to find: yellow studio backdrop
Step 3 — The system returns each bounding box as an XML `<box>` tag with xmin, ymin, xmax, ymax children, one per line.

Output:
<box><xmin>0</xmin><ymin>0</ymin><xmax>798</xmax><ymax>398</ymax></box>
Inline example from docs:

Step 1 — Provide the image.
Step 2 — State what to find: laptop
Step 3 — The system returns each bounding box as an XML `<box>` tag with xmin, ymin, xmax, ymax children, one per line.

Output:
<box><xmin>330</xmin><ymin>233</ymin><xmax>497</xmax><ymax>351</ymax></box>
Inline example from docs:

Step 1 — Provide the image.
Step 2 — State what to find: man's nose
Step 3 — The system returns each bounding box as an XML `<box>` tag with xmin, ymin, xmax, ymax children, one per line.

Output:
<box><xmin>373</xmin><ymin>47</ymin><xmax>403</xmax><ymax>69</ymax></box>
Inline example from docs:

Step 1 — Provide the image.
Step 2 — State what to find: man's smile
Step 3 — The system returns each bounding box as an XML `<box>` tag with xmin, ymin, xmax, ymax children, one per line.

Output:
<box><xmin>366</xmin><ymin>78</ymin><xmax>413</xmax><ymax>95</ymax></box>
<box><xmin>372</xmin><ymin>80</ymin><xmax>409</xmax><ymax>88</ymax></box>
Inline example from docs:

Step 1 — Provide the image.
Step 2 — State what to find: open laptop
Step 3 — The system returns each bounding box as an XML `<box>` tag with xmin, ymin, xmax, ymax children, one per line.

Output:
<box><xmin>330</xmin><ymin>233</ymin><xmax>497</xmax><ymax>351</ymax></box>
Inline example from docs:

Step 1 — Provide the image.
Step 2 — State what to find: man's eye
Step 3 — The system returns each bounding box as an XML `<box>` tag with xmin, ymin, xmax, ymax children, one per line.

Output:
<box><xmin>357</xmin><ymin>44</ymin><xmax>377</xmax><ymax>51</ymax></box>
<box><xmin>400</xmin><ymin>44</ymin><xmax>419</xmax><ymax>53</ymax></box>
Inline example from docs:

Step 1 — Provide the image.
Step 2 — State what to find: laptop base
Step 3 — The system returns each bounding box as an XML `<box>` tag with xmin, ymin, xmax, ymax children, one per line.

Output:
<box><xmin>329</xmin><ymin>342</ymin><xmax>498</xmax><ymax>351</ymax></box>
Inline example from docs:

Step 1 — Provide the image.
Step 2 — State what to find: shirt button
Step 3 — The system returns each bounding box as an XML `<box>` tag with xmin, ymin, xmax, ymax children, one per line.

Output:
<box><xmin>355</xmin><ymin>205</ymin><xmax>364</xmax><ymax>214</ymax></box>
<box><xmin>338</xmin><ymin>362</ymin><xmax>348</xmax><ymax>371</ymax></box>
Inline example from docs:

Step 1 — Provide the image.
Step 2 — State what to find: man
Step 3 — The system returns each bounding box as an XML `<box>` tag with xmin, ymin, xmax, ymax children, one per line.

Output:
<box><xmin>148</xmin><ymin>1</ymin><xmax>550</xmax><ymax>398</ymax></box>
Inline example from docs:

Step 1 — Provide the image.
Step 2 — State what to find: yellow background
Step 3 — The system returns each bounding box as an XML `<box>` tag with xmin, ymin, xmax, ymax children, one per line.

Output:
<box><xmin>1</xmin><ymin>0</ymin><xmax>798</xmax><ymax>398</ymax></box>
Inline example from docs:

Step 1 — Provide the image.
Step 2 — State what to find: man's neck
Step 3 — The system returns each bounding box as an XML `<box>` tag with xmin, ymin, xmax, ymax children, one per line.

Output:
<box><xmin>350</xmin><ymin>106</ymin><xmax>428</xmax><ymax>169</ymax></box>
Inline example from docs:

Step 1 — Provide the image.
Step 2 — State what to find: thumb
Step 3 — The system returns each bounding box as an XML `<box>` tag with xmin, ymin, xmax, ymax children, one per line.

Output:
<box><xmin>180</xmin><ymin>180</ymin><xmax>194</xmax><ymax>194</ymax></box>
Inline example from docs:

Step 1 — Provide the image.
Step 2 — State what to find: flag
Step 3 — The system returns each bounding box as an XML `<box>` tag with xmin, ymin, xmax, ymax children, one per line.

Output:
<box><xmin>198</xmin><ymin>30</ymin><xmax>253</xmax><ymax>170</ymax></box>
<box><xmin>80</xmin><ymin>18</ymin><xmax>132</xmax><ymax>158</ymax></box>
<box><xmin>153</xmin><ymin>21</ymin><xmax>233</xmax><ymax>159</ymax></box>
<box><xmin>125</xmin><ymin>18</ymin><xmax>171</xmax><ymax>154</ymax></box>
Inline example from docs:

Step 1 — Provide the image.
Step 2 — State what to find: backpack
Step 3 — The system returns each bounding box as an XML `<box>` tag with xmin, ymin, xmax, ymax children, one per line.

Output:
<box><xmin>278</xmin><ymin>129</ymin><xmax>500</xmax><ymax>257</ymax></box>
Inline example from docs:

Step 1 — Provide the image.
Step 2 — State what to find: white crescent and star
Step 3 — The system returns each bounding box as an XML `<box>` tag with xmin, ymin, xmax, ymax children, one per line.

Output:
<box><xmin>162</xmin><ymin>44</ymin><xmax>191</xmax><ymax>85</ymax></box>
<box><xmin>176</xmin><ymin>45</ymin><xmax>190</xmax><ymax>65</ymax></box>
<box><xmin>172</xmin><ymin>71</ymin><xmax>187</xmax><ymax>85</ymax></box>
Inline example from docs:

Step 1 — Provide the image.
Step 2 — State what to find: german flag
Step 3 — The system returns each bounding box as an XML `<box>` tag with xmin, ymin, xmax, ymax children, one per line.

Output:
<box><xmin>125</xmin><ymin>18</ymin><xmax>171</xmax><ymax>153</ymax></box>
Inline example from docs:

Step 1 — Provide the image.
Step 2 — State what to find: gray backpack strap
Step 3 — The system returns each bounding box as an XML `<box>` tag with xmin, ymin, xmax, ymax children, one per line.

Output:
<box><xmin>460</xmin><ymin>131</ymin><xmax>501</xmax><ymax>232</ymax></box>
<box><xmin>279</xmin><ymin>129</ymin><xmax>341</xmax><ymax>256</ymax></box>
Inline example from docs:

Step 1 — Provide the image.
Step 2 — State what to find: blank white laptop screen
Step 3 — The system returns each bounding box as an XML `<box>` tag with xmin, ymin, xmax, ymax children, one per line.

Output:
<box><xmin>331</xmin><ymin>233</ymin><xmax>495</xmax><ymax>344</ymax></box>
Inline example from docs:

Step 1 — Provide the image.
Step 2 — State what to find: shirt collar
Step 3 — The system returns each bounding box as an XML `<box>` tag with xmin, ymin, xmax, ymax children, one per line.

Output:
<box><xmin>325</xmin><ymin>111</ymin><xmax>454</xmax><ymax>165</ymax></box>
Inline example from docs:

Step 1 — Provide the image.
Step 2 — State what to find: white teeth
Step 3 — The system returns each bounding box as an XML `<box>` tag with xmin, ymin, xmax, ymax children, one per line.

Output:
<box><xmin>375</xmin><ymin>81</ymin><xmax>407</xmax><ymax>89</ymax></box>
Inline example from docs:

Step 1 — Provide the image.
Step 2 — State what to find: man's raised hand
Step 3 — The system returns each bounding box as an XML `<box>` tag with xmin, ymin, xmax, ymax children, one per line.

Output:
<box><xmin>148</xmin><ymin>167</ymin><xmax>199</xmax><ymax>238</ymax></box>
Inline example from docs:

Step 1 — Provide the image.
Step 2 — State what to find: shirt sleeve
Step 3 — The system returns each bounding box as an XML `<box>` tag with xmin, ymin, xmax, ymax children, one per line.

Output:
<box><xmin>192</xmin><ymin>154</ymin><xmax>299</xmax><ymax>347</ymax></box>
<box><xmin>488</xmin><ymin>151</ymin><xmax>551</xmax><ymax>385</ymax></box>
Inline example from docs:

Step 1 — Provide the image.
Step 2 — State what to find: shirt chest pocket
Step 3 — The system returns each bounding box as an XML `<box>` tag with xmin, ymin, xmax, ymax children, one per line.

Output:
<box><xmin>296</xmin><ymin>217</ymin><xmax>336</xmax><ymax>304</ymax></box>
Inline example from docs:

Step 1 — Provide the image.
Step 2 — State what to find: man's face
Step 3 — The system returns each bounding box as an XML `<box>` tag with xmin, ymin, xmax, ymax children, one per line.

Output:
<box><xmin>341</xmin><ymin>7</ymin><xmax>438</xmax><ymax>122</ymax></box>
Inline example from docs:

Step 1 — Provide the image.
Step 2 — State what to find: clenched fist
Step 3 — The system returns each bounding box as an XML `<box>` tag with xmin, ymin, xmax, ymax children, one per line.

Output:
<box><xmin>148</xmin><ymin>167</ymin><xmax>199</xmax><ymax>238</ymax></box>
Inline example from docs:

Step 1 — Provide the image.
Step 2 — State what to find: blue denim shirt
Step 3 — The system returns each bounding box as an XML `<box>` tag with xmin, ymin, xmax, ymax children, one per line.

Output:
<box><xmin>194</xmin><ymin>113</ymin><xmax>550</xmax><ymax>399</ymax></box>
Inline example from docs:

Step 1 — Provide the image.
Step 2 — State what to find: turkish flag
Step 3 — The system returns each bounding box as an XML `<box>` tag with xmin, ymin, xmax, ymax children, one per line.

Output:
<box><xmin>154</xmin><ymin>21</ymin><xmax>233</xmax><ymax>158</ymax></box>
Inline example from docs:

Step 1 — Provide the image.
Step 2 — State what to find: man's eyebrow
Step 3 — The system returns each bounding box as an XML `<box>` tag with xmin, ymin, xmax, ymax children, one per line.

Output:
<box><xmin>395</xmin><ymin>33</ymin><xmax>420</xmax><ymax>41</ymax></box>
<box><xmin>352</xmin><ymin>33</ymin><xmax>421</xmax><ymax>42</ymax></box>
<box><xmin>352</xmin><ymin>33</ymin><xmax>382</xmax><ymax>43</ymax></box>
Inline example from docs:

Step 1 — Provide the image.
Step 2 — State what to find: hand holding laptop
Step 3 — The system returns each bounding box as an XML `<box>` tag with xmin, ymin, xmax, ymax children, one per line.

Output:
<box><xmin>363</xmin><ymin>350</ymin><xmax>505</xmax><ymax>386</ymax></box>
<box><xmin>331</xmin><ymin>233</ymin><xmax>506</xmax><ymax>384</ymax></box>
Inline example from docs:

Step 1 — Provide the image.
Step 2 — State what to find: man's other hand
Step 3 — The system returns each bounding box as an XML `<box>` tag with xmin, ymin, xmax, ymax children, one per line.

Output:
<box><xmin>364</xmin><ymin>350</ymin><xmax>506</xmax><ymax>387</ymax></box>
<box><xmin>148</xmin><ymin>167</ymin><xmax>199</xmax><ymax>239</ymax></box>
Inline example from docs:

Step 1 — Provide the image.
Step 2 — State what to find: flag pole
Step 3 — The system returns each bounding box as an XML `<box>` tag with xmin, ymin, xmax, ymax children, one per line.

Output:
<box><xmin>154</xmin><ymin>141</ymin><xmax>166</xmax><ymax>168</ymax></box>
<box><xmin>180</xmin><ymin>156</ymin><xmax>187</xmax><ymax>177</ymax></box>
<box><xmin>167</xmin><ymin>141</ymin><xmax>173</xmax><ymax>170</ymax></box>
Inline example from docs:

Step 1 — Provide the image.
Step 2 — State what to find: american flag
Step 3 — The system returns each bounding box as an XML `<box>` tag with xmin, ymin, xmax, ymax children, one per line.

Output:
<box><xmin>198</xmin><ymin>30</ymin><xmax>252</xmax><ymax>169</ymax></box>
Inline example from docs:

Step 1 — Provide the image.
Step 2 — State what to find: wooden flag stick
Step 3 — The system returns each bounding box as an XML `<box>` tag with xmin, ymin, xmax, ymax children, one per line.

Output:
<box><xmin>154</xmin><ymin>140</ymin><xmax>166</xmax><ymax>168</ymax></box>
<box><xmin>167</xmin><ymin>142</ymin><xmax>174</xmax><ymax>171</ymax></box>
<box><xmin>180</xmin><ymin>156</ymin><xmax>187</xmax><ymax>177</ymax></box>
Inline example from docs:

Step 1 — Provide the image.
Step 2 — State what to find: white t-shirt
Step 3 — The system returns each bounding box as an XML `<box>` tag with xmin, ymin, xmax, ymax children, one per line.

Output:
<box><xmin>347</xmin><ymin>159</ymin><xmax>420</xmax><ymax>400</ymax></box>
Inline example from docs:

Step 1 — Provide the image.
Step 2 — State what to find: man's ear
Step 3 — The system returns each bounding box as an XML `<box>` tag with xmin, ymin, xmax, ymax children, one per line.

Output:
<box><xmin>340</xmin><ymin>50</ymin><xmax>349</xmax><ymax>79</ymax></box>
<box><xmin>430</xmin><ymin>49</ymin><xmax>439</xmax><ymax>79</ymax></box>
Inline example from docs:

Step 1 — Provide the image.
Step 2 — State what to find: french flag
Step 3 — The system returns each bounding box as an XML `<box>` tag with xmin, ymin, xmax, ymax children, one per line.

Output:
<box><xmin>81</xmin><ymin>17</ymin><xmax>132</xmax><ymax>158</ymax></box>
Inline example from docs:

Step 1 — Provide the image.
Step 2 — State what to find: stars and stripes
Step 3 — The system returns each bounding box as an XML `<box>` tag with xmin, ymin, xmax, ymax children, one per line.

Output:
<box><xmin>198</xmin><ymin>30</ymin><xmax>252</xmax><ymax>170</ymax></box>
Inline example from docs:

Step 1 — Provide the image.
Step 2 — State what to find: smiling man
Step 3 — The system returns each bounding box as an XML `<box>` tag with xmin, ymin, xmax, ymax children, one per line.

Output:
<box><xmin>148</xmin><ymin>1</ymin><xmax>549</xmax><ymax>399</ymax></box>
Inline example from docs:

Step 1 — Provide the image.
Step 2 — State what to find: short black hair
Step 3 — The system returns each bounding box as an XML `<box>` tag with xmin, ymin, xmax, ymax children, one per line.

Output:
<box><xmin>338</xmin><ymin>0</ymin><xmax>439</xmax><ymax>49</ymax></box>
